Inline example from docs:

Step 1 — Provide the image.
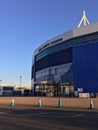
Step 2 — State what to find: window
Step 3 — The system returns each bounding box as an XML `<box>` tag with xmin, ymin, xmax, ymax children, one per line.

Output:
<box><xmin>35</xmin><ymin>48</ymin><xmax>72</xmax><ymax>72</ymax></box>
<box><xmin>55</xmin><ymin>68</ymin><xmax>57</xmax><ymax>75</ymax></box>
<box><xmin>49</xmin><ymin>68</ymin><xmax>51</xmax><ymax>75</ymax></box>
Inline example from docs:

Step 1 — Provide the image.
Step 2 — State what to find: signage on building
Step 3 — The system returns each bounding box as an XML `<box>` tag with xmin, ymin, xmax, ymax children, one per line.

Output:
<box><xmin>39</xmin><ymin>38</ymin><xmax>63</xmax><ymax>52</ymax></box>
<box><xmin>78</xmin><ymin>88</ymin><xmax>83</xmax><ymax>92</ymax></box>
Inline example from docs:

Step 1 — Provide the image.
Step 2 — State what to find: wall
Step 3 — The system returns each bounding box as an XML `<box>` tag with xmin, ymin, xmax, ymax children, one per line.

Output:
<box><xmin>73</xmin><ymin>42</ymin><xmax>98</xmax><ymax>93</ymax></box>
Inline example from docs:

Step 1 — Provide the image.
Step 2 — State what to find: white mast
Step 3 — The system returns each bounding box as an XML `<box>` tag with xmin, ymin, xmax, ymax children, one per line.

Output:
<box><xmin>77</xmin><ymin>10</ymin><xmax>90</xmax><ymax>28</ymax></box>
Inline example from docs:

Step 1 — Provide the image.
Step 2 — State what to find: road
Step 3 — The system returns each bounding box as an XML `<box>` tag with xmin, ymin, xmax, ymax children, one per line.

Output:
<box><xmin>0</xmin><ymin>107</ymin><xmax>98</xmax><ymax>130</ymax></box>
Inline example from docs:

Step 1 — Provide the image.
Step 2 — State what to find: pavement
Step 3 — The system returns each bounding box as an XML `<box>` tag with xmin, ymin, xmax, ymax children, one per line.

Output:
<box><xmin>0</xmin><ymin>97</ymin><xmax>98</xmax><ymax>130</ymax></box>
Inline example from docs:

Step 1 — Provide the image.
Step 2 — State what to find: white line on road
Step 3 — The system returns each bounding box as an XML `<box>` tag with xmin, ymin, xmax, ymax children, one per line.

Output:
<box><xmin>73</xmin><ymin>114</ymin><xmax>85</xmax><ymax>117</ymax></box>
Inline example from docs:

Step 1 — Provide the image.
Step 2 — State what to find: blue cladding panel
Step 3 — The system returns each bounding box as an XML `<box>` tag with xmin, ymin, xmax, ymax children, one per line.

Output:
<box><xmin>73</xmin><ymin>42</ymin><xmax>98</xmax><ymax>93</ymax></box>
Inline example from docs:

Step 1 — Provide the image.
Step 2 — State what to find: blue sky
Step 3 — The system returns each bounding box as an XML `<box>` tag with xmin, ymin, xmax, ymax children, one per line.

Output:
<box><xmin>0</xmin><ymin>0</ymin><xmax>98</xmax><ymax>87</ymax></box>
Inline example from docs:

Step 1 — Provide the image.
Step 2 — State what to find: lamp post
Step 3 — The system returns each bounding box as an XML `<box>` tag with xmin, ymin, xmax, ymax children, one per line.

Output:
<box><xmin>0</xmin><ymin>80</ymin><xmax>2</xmax><ymax>95</ymax></box>
<box><xmin>58</xmin><ymin>80</ymin><xmax>62</xmax><ymax>108</ymax></box>
<box><xmin>19</xmin><ymin>76</ymin><xmax>22</xmax><ymax>91</ymax></box>
<box><xmin>0</xmin><ymin>80</ymin><xmax>2</xmax><ymax>89</ymax></box>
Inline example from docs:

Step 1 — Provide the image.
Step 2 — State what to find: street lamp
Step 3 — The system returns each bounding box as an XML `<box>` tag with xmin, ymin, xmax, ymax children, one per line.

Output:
<box><xmin>0</xmin><ymin>80</ymin><xmax>2</xmax><ymax>95</ymax></box>
<box><xmin>19</xmin><ymin>76</ymin><xmax>22</xmax><ymax>91</ymax></box>
<box><xmin>58</xmin><ymin>80</ymin><xmax>62</xmax><ymax>108</ymax></box>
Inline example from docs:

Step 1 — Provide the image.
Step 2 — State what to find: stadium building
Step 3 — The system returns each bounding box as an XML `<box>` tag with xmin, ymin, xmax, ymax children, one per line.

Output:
<box><xmin>31</xmin><ymin>11</ymin><xmax>98</xmax><ymax>97</ymax></box>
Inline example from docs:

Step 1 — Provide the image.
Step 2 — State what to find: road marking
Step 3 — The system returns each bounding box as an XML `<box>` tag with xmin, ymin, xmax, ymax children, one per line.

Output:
<box><xmin>1</xmin><ymin>110</ymin><xmax>98</xmax><ymax>119</ymax></box>
<box><xmin>83</xmin><ymin>114</ymin><xmax>98</xmax><ymax>118</ymax></box>
<box><xmin>73</xmin><ymin>114</ymin><xmax>85</xmax><ymax>117</ymax></box>
<box><xmin>0</xmin><ymin>112</ymin><xmax>6</xmax><ymax>114</ymax></box>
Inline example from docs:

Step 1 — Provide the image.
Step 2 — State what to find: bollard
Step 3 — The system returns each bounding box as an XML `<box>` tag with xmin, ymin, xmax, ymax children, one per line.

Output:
<box><xmin>38</xmin><ymin>98</ymin><xmax>42</xmax><ymax>107</ymax></box>
<box><xmin>58</xmin><ymin>97</ymin><xmax>62</xmax><ymax>108</ymax></box>
<box><xmin>89</xmin><ymin>97</ymin><xmax>94</xmax><ymax>109</ymax></box>
<box><xmin>11</xmin><ymin>98</ymin><xmax>15</xmax><ymax>107</ymax></box>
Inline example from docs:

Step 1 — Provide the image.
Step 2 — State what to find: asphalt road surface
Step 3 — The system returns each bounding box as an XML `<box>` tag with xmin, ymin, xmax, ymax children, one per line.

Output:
<box><xmin>0</xmin><ymin>107</ymin><xmax>98</xmax><ymax>130</ymax></box>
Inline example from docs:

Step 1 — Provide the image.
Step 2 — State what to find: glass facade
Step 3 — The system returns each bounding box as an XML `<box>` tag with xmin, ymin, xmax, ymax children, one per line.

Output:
<box><xmin>35</xmin><ymin>48</ymin><xmax>72</xmax><ymax>72</ymax></box>
<box><xmin>35</xmin><ymin>63</ymin><xmax>73</xmax><ymax>83</ymax></box>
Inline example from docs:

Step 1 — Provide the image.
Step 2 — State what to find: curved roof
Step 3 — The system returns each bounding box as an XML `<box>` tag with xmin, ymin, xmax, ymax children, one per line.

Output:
<box><xmin>34</xmin><ymin>22</ymin><xmax>98</xmax><ymax>55</ymax></box>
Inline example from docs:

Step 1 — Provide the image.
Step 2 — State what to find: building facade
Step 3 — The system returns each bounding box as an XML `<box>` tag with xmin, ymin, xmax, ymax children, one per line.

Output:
<box><xmin>0</xmin><ymin>85</ymin><xmax>14</xmax><ymax>96</ymax></box>
<box><xmin>31</xmin><ymin>22</ymin><xmax>98</xmax><ymax>97</ymax></box>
